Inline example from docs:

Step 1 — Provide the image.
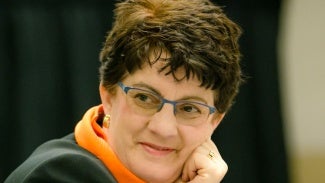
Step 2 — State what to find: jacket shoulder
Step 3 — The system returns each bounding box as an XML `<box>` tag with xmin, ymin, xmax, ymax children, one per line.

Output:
<box><xmin>5</xmin><ymin>133</ymin><xmax>117</xmax><ymax>183</ymax></box>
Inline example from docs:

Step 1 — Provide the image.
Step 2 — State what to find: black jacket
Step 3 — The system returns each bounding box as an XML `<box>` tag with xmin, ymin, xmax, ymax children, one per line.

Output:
<box><xmin>5</xmin><ymin>133</ymin><xmax>117</xmax><ymax>183</ymax></box>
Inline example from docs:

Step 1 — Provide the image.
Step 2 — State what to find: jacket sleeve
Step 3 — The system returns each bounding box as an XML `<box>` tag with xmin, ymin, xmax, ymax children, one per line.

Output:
<box><xmin>5</xmin><ymin>134</ymin><xmax>117</xmax><ymax>183</ymax></box>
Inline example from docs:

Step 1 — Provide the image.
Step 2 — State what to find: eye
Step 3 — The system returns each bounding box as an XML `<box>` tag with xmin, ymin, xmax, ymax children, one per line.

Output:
<box><xmin>178</xmin><ymin>103</ymin><xmax>202</xmax><ymax>114</ymax></box>
<box><xmin>130</xmin><ymin>89</ymin><xmax>161</xmax><ymax>109</ymax></box>
<box><xmin>134</xmin><ymin>93</ymin><xmax>152</xmax><ymax>103</ymax></box>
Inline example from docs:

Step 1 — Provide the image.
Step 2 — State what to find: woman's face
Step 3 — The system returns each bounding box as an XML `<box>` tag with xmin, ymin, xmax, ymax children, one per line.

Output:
<box><xmin>100</xmin><ymin>56</ymin><xmax>224</xmax><ymax>183</ymax></box>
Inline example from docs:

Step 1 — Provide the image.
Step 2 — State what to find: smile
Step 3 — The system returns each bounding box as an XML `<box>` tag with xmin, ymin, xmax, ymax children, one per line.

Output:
<box><xmin>140</xmin><ymin>142</ymin><xmax>175</xmax><ymax>156</ymax></box>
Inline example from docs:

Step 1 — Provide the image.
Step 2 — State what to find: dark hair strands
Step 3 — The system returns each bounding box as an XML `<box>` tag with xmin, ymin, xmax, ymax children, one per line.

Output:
<box><xmin>99</xmin><ymin>0</ymin><xmax>243</xmax><ymax>113</ymax></box>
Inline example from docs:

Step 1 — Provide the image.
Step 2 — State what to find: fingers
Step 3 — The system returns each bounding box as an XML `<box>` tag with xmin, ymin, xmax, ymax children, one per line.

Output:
<box><xmin>181</xmin><ymin>156</ymin><xmax>198</xmax><ymax>181</ymax></box>
<box><xmin>181</xmin><ymin>139</ymin><xmax>228</xmax><ymax>183</ymax></box>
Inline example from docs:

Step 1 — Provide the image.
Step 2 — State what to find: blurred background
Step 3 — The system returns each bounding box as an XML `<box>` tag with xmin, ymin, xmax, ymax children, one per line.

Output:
<box><xmin>279</xmin><ymin>0</ymin><xmax>325</xmax><ymax>182</ymax></box>
<box><xmin>0</xmin><ymin>0</ymin><xmax>324</xmax><ymax>182</ymax></box>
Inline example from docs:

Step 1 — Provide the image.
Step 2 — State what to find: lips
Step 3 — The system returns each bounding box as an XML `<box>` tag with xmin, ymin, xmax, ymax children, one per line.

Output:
<box><xmin>140</xmin><ymin>142</ymin><xmax>175</xmax><ymax>156</ymax></box>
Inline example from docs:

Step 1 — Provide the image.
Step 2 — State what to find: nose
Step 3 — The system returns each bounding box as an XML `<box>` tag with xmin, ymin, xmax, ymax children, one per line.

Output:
<box><xmin>147</xmin><ymin>103</ymin><xmax>178</xmax><ymax>137</ymax></box>
<box><xmin>157</xmin><ymin>98</ymin><xmax>177</xmax><ymax>115</ymax></box>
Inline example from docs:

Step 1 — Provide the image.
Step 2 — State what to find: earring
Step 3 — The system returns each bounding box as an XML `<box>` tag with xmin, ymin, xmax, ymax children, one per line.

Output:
<box><xmin>103</xmin><ymin>114</ymin><xmax>110</xmax><ymax>128</ymax></box>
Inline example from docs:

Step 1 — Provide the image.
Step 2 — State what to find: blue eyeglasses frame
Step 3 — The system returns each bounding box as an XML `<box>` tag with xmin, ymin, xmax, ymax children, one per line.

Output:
<box><xmin>117</xmin><ymin>82</ymin><xmax>217</xmax><ymax>115</ymax></box>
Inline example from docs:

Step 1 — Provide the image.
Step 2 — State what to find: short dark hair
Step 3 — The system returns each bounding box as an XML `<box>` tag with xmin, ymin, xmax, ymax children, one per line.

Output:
<box><xmin>99</xmin><ymin>0</ymin><xmax>243</xmax><ymax>113</ymax></box>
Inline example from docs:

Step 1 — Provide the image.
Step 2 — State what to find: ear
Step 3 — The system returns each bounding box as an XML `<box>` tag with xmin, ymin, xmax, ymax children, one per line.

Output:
<box><xmin>211</xmin><ymin>112</ymin><xmax>226</xmax><ymax>130</ymax></box>
<box><xmin>99</xmin><ymin>83</ymin><xmax>113</xmax><ymax>115</ymax></box>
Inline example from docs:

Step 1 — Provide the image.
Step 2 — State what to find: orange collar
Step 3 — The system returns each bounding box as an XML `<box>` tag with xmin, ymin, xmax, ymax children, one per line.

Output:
<box><xmin>75</xmin><ymin>105</ymin><xmax>145</xmax><ymax>183</ymax></box>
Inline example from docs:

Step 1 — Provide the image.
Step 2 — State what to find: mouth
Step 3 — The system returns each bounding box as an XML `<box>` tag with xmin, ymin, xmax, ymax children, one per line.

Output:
<box><xmin>140</xmin><ymin>142</ymin><xmax>175</xmax><ymax>156</ymax></box>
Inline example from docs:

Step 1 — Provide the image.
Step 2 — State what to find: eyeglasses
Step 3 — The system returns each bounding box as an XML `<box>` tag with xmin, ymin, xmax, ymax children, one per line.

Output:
<box><xmin>118</xmin><ymin>82</ymin><xmax>217</xmax><ymax>126</ymax></box>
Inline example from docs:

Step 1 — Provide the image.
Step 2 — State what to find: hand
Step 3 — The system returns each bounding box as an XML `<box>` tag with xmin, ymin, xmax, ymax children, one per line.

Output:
<box><xmin>176</xmin><ymin>139</ymin><xmax>228</xmax><ymax>183</ymax></box>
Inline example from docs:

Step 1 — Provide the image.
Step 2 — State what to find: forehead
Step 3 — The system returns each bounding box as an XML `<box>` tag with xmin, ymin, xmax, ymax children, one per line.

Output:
<box><xmin>123</xmin><ymin>62</ymin><xmax>214</xmax><ymax>102</ymax></box>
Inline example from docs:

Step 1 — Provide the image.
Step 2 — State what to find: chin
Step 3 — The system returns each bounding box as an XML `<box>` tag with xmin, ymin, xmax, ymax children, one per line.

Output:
<box><xmin>135</xmin><ymin>166</ymin><xmax>180</xmax><ymax>183</ymax></box>
<box><xmin>143</xmin><ymin>175</ymin><xmax>178</xmax><ymax>183</ymax></box>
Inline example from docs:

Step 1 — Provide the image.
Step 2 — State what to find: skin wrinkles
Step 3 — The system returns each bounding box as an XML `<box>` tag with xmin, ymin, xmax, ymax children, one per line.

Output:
<box><xmin>100</xmin><ymin>56</ymin><xmax>223</xmax><ymax>183</ymax></box>
<box><xmin>131</xmin><ymin>82</ymin><xmax>211</xmax><ymax>105</ymax></box>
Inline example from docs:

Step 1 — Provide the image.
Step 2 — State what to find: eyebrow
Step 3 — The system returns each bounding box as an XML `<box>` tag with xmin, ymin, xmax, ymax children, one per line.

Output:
<box><xmin>132</xmin><ymin>83</ymin><xmax>162</xmax><ymax>96</ymax></box>
<box><xmin>131</xmin><ymin>82</ymin><xmax>209</xmax><ymax>104</ymax></box>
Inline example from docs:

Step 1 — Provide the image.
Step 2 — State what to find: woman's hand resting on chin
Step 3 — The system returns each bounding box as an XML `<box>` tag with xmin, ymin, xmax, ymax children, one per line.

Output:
<box><xmin>175</xmin><ymin>139</ymin><xmax>228</xmax><ymax>183</ymax></box>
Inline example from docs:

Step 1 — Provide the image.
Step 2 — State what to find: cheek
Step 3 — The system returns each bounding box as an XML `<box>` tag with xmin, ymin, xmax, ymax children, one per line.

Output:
<box><xmin>179</xmin><ymin>125</ymin><xmax>212</xmax><ymax>152</ymax></box>
<box><xmin>109</xmin><ymin>100</ymin><xmax>144</xmax><ymax>150</ymax></box>
<box><xmin>110</xmin><ymin>93</ymin><xmax>133</xmax><ymax>120</ymax></box>
<box><xmin>110</xmin><ymin>98</ymin><xmax>147</xmax><ymax>134</ymax></box>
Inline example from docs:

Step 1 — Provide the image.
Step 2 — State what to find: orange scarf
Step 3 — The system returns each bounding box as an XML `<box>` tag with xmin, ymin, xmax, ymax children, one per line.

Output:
<box><xmin>75</xmin><ymin>105</ymin><xmax>145</xmax><ymax>183</ymax></box>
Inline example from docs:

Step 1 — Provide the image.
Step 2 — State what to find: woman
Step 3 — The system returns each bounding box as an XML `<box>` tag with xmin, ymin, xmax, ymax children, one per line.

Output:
<box><xmin>5</xmin><ymin>0</ymin><xmax>242</xmax><ymax>182</ymax></box>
